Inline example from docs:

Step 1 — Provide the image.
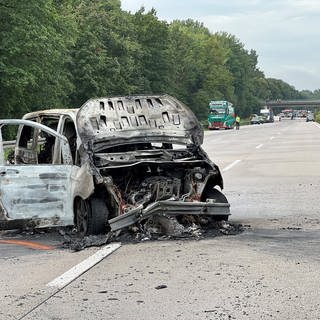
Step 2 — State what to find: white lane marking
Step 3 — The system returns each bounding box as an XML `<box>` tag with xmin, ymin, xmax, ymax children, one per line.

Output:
<box><xmin>270</xmin><ymin>136</ymin><xmax>275</xmax><ymax>140</ymax></box>
<box><xmin>222</xmin><ymin>160</ymin><xmax>241</xmax><ymax>172</ymax></box>
<box><xmin>256</xmin><ymin>143</ymin><xmax>263</xmax><ymax>149</ymax></box>
<box><xmin>47</xmin><ymin>243</ymin><xmax>121</xmax><ymax>289</ymax></box>
<box><xmin>312</xmin><ymin>122</ymin><xmax>320</xmax><ymax>129</ymax></box>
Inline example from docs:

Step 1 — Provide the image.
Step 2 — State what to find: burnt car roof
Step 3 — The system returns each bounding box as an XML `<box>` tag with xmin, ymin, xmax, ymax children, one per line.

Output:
<box><xmin>23</xmin><ymin>109</ymin><xmax>79</xmax><ymax>121</ymax></box>
<box><xmin>76</xmin><ymin>95</ymin><xmax>203</xmax><ymax>149</ymax></box>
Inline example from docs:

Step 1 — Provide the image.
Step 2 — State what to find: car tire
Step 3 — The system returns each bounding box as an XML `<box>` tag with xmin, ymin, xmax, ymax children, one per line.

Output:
<box><xmin>202</xmin><ymin>188</ymin><xmax>229</xmax><ymax>221</ymax></box>
<box><xmin>88</xmin><ymin>197</ymin><xmax>109</xmax><ymax>235</ymax></box>
<box><xmin>74</xmin><ymin>197</ymin><xmax>91</xmax><ymax>236</ymax></box>
<box><xmin>75</xmin><ymin>197</ymin><xmax>109</xmax><ymax>236</ymax></box>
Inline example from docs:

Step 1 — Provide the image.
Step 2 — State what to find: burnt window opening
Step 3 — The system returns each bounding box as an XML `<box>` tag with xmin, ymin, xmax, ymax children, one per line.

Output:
<box><xmin>147</xmin><ymin>99</ymin><xmax>153</xmax><ymax>108</ymax></box>
<box><xmin>127</xmin><ymin>105</ymin><xmax>135</xmax><ymax>114</ymax></box>
<box><xmin>135</xmin><ymin>100</ymin><xmax>142</xmax><ymax>109</ymax></box>
<box><xmin>149</xmin><ymin>119</ymin><xmax>157</xmax><ymax>128</ymax></box>
<box><xmin>108</xmin><ymin>101</ymin><xmax>114</xmax><ymax>110</ymax></box>
<box><xmin>38</xmin><ymin>131</ymin><xmax>55</xmax><ymax>164</ymax></box>
<box><xmin>37</xmin><ymin>120</ymin><xmax>58</xmax><ymax>164</ymax></box>
<box><xmin>173</xmin><ymin>114</ymin><xmax>181</xmax><ymax>125</ymax></box>
<box><xmin>130</xmin><ymin>116</ymin><xmax>138</xmax><ymax>127</ymax></box>
<box><xmin>121</xmin><ymin>117</ymin><xmax>130</xmax><ymax>128</ymax></box>
<box><xmin>41</xmin><ymin>119</ymin><xmax>58</xmax><ymax>131</ymax></box>
<box><xmin>100</xmin><ymin>101</ymin><xmax>105</xmax><ymax>111</ymax></box>
<box><xmin>155</xmin><ymin>98</ymin><xmax>163</xmax><ymax>106</ymax></box>
<box><xmin>138</xmin><ymin>115</ymin><xmax>147</xmax><ymax>125</ymax></box>
<box><xmin>18</xmin><ymin>125</ymin><xmax>32</xmax><ymax>148</ymax></box>
<box><xmin>114</xmin><ymin>121</ymin><xmax>122</xmax><ymax>129</ymax></box>
<box><xmin>117</xmin><ymin>101</ymin><xmax>124</xmax><ymax>110</ymax></box>
<box><xmin>14</xmin><ymin>125</ymin><xmax>45</xmax><ymax>164</ymax></box>
<box><xmin>62</xmin><ymin>120</ymin><xmax>77</xmax><ymax>164</ymax></box>
<box><xmin>100</xmin><ymin>115</ymin><xmax>107</xmax><ymax>128</ymax></box>
<box><xmin>162</xmin><ymin>112</ymin><xmax>170</xmax><ymax>123</ymax></box>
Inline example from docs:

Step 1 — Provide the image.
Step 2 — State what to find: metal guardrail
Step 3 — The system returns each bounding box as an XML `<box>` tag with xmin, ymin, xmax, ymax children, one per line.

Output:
<box><xmin>3</xmin><ymin>140</ymin><xmax>16</xmax><ymax>148</ymax></box>
<box><xmin>3</xmin><ymin>138</ymin><xmax>45</xmax><ymax>149</ymax></box>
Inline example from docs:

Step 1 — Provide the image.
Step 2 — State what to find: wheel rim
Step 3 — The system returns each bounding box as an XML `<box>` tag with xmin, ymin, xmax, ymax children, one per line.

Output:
<box><xmin>75</xmin><ymin>198</ymin><xmax>90</xmax><ymax>235</ymax></box>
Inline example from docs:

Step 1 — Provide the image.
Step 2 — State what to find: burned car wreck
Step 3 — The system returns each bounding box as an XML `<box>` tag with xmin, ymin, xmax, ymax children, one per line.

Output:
<box><xmin>0</xmin><ymin>95</ymin><xmax>230</xmax><ymax>235</ymax></box>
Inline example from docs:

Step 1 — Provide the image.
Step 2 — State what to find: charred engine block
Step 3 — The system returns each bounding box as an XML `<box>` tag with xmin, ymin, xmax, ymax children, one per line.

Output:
<box><xmin>102</xmin><ymin>164</ymin><xmax>212</xmax><ymax>216</ymax></box>
<box><xmin>128</xmin><ymin>176</ymin><xmax>181</xmax><ymax>205</ymax></box>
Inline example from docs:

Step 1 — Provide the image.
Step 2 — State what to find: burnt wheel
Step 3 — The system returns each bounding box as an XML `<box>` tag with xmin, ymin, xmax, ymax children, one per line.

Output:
<box><xmin>88</xmin><ymin>197</ymin><xmax>109</xmax><ymax>235</ymax></box>
<box><xmin>75</xmin><ymin>197</ymin><xmax>90</xmax><ymax>236</ymax></box>
<box><xmin>202</xmin><ymin>188</ymin><xmax>229</xmax><ymax>221</ymax></box>
<box><xmin>75</xmin><ymin>197</ymin><xmax>109</xmax><ymax>235</ymax></box>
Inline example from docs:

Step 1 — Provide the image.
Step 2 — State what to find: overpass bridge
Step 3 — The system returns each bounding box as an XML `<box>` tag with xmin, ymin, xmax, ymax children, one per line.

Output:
<box><xmin>266</xmin><ymin>100</ymin><xmax>320</xmax><ymax>111</ymax></box>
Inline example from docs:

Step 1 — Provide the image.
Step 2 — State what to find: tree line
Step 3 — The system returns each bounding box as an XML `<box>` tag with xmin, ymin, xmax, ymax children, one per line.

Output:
<box><xmin>1</xmin><ymin>0</ymin><xmax>319</xmax><ymax>130</ymax></box>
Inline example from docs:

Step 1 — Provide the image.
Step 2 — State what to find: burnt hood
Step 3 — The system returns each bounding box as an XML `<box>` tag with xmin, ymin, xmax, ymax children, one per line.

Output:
<box><xmin>76</xmin><ymin>95</ymin><xmax>203</xmax><ymax>150</ymax></box>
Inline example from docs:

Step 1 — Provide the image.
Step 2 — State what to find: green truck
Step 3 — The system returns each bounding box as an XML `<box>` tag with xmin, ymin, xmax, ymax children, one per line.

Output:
<box><xmin>208</xmin><ymin>100</ymin><xmax>236</xmax><ymax>130</ymax></box>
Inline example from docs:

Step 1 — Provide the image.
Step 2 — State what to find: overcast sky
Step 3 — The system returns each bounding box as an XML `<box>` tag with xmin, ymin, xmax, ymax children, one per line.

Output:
<box><xmin>121</xmin><ymin>0</ymin><xmax>320</xmax><ymax>91</ymax></box>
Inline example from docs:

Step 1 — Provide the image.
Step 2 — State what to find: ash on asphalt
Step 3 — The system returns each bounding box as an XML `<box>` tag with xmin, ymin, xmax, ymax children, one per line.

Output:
<box><xmin>0</xmin><ymin>221</ymin><xmax>246</xmax><ymax>252</ymax></box>
<box><xmin>61</xmin><ymin>220</ymin><xmax>246</xmax><ymax>251</ymax></box>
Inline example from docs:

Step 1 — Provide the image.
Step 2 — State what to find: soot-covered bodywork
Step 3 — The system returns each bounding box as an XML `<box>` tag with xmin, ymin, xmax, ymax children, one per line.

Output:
<box><xmin>0</xmin><ymin>95</ymin><xmax>230</xmax><ymax>234</ymax></box>
<box><xmin>0</xmin><ymin>119</ymin><xmax>93</xmax><ymax>230</ymax></box>
<box><xmin>76</xmin><ymin>95</ymin><xmax>230</xmax><ymax>232</ymax></box>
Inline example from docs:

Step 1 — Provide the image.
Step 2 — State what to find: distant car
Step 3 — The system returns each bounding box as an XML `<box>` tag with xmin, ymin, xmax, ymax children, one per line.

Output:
<box><xmin>250</xmin><ymin>114</ymin><xmax>261</xmax><ymax>125</ymax></box>
<box><xmin>306</xmin><ymin>112</ymin><xmax>314</xmax><ymax>122</ymax></box>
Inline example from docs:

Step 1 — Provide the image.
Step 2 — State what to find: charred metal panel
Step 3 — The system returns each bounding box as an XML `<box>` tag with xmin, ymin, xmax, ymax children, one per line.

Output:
<box><xmin>0</xmin><ymin>165</ymin><xmax>75</xmax><ymax>226</ymax></box>
<box><xmin>109</xmin><ymin>200</ymin><xmax>230</xmax><ymax>231</ymax></box>
<box><xmin>76</xmin><ymin>95</ymin><xmax>203</xmax><ymax>148</ymax></box>
<box><xmin>0</xmin><ymin>129</ymin><xmax>4</xmax><ymax>166</ymax></box>
<box><xmin>70</xmin><ymin>162</ymin><xmax>95</xmax><ymax>201</ymax></box>
<box><xmin>0</xmin><ymin>198</ymin><xmax>7</xmax><ymax>220</ymax></box>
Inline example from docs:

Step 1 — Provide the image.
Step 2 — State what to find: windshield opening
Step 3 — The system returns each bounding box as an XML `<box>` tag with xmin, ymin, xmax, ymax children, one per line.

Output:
<box><xmin>209</xmin><ymin>108</ymin><xmax>226</xmax><ymax>115</ymax></box>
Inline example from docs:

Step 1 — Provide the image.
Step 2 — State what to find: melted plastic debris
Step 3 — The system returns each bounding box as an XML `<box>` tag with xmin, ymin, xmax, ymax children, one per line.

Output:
<box><xmin>59</xmin><ymin>219</ymin><xmax>245</xmax><ymax>251</ymax></box>
<box><xmin>0</xmin><ymin>219</ymin><xmax>245</xmax><ymax>252</ymax></box>
<box><xmin>62</xmin><ymin>233</ymin><xmax>112</xmax><ymax>251</ymax></box>
<box><xmin>112</xmin><ymin>216</ymin><xmax>245</xmax><ymax>244</ymax></box>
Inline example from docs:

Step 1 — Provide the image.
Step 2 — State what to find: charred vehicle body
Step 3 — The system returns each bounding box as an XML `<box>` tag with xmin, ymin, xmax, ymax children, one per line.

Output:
<box><xmin>0</xmin><ymin>95</ymin><xmax>230</xmax><ymax>235</ymax></box>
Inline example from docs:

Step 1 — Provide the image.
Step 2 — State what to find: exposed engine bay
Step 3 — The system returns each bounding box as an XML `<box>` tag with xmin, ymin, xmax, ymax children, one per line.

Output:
<box><xmin>90</xmin><ymin>142</ymin><xmax>229</xmax><ymax>232</ymax></box>
<box><xmin>101</xmin><ymin>163</ymin><xmax>214</xmax><ymax>213</ymax></box>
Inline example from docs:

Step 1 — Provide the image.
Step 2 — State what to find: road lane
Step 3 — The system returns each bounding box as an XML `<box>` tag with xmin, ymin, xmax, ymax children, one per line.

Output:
<box><xmin>221</xmin><ymin>160</ymin><xmax>241</xmax><ymax>172</ymax></box>
<box><xmin>213</xmin><ymin>120</ymin><xmax>320</xmax><ymax>224</ymax></box>
<box><xmin>2</xmin><ymin>120</ymin><xmax>320</xmax><ymax>320</ymax></box>
<box><xmin>47</xmin><ymin>243</ymin><xmax>121</xmax><ymax>290</ymax></box>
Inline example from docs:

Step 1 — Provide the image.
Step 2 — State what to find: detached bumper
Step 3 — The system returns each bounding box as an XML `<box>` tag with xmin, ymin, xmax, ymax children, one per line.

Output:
<box><xmin>109</xmin><ymin>200</ymin><xmax>230</xmax><ymax>231</ymax></box>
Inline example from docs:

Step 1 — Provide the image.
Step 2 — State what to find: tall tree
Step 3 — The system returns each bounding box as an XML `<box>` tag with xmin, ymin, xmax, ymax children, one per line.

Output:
<box><xmin>68</xmin><ymin>0</ymin><xmax>139</xmax><ymax>106</ymax></box>
<box><xmin>0</xmin><ymin>0</ymin><xmax>74</xmax><ymax>119</ymax></box>
<box><xmin>216</xmin><ymin>33</ymin><xmax>265</xmax><ymax>116</ymax></box>
<box><xmin>167</xmin><ymin>21</ymin><xmax>233</xmax><ymax>119</ymax></box>
<box><xmin>266</xmin><ymin>78</ymin><xmax>302</xmax><ymax>100</ymax></box>
<box><xmin>130</xmin><ymin>7</ymin><xmax>170</xmax><ymax>94</ymax></box>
